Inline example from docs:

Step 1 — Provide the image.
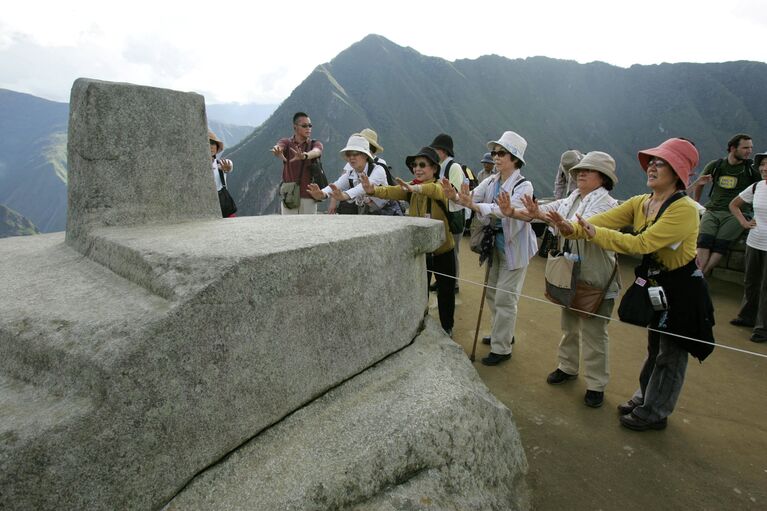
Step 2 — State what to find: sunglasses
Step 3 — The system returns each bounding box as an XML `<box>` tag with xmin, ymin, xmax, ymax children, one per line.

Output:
<box><xmin>295</xmin><ymin>123</ymin><xmax>313</xmax><ymax>128</ymax></box>
<box><xmin>490</xmin><ymin>150</ymin><xmax>509</xmax><ymax>158</ymax></box>
<box><xmin>409</xmin><ymin>161</ymin><xmax>431</xmax><ymax>169</ymax></box>
<box><xmin>209</xmin><ymin>140</ymin><xmax>217</xmax><ymax>145</ymax></box>
<box><xmin>647</xmin><ymin>158</ymin><xmax>668</xmax><ymax>169</ymax></box>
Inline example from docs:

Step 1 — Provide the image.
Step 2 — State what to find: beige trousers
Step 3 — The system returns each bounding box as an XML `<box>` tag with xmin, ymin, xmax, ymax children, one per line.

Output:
<box><xmin>486</xmin><ymin>248</ymin><xmax>528</xmax><ymax>356</ymax></box>
<box><xmin>281</xmin><ymin>198</ymin><xmax>318</xmax><ymax>215</ymax></box>
<box><xmin>556</xmin><ymin>298</ymin><xmax>614</xmax><ymax>392</ymax></box>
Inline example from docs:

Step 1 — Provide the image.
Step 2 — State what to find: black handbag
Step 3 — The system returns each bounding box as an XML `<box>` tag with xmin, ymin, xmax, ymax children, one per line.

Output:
<box><xmin>307</xmin><ymin>141</ymin><xmax>329</xmax><ymax>189</ymax></box>
<box><xmin>217</xmin><ymin>168</ymin><xmax>237</xmax><ymax>217</ymax></box>
<box><xmin>616</xmin><ymin>192</ymin><xmax>685</xmax><ymax>326</ymax></box>
<box><xmin>617</xmin><ymin>269</ymin><xmax>655</xmax><ymax>326</ymax></box>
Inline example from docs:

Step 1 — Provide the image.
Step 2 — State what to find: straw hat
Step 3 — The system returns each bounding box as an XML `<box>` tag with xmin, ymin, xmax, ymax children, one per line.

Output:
<box><xmin>208</xmin><ymin>130</ymin><xmax>224</xmax><ymax>153</ymax></box>
<box><xmin>354</xmin><ymin>128</ymin><xmax>384</xmax><ymax>154</ymax></box>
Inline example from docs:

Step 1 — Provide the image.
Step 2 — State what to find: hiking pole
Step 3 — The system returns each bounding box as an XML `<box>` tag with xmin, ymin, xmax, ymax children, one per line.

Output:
<box><xmin>470</xmin><ymin>262</ymin><xmax>491</xmax><ymax>361</ymax></box>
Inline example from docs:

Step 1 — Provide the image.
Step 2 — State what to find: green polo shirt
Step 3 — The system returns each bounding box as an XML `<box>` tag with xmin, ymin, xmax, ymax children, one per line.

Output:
<box><xmin>702</xmin><ymin>158</ymin><xmax>759</xmax><ymax>211</ymax></box>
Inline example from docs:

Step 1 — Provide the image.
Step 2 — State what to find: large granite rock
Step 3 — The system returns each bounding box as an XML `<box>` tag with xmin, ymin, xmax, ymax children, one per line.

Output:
<box><xmin>165</xmin><ymin>317</ymin><xmax>530</xmax><ymax>511</ymax></box>
<box><xmin>66</xmin><ymin>78</ymin><xmax>220</xmax><ymax>251</ymax></box>
<box><xmin>0</xmin><ymin>78</ymin><xmax>529</xmax><ymax>510</ymax></box>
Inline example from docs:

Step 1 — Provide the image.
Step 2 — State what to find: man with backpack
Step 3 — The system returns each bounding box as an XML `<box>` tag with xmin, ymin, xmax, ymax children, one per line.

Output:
<box><xmin>689</xmin><ymin>133</ymin><xmax>758</xmax><ymax>275</ymax></box>
<box><xmin>271</xmin><ymin>112</ymin><xmax>324</xmax><ymax>215</ymax></box>
<box><xmin>430</xmin><ymin>133</ymin><xmax>469</xmax><ymax>293</ymax></box>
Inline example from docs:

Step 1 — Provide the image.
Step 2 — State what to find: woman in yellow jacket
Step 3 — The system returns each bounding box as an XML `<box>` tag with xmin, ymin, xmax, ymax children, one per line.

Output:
<box><xmin>360</xmin><ymin>146</ymin><xmax>456</xmax><ymax>336</ymax></box>
<box><xmin>547</xmin><ymin>138</ymin><xmax>715</xmax><ymax>432</ymax></box>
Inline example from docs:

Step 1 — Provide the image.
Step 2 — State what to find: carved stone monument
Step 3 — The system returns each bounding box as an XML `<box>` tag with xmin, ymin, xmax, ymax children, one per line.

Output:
<box><xmin>0</xmin><ymin>78</ymin><xmax>529</xmax><ymax>510</ymax></box>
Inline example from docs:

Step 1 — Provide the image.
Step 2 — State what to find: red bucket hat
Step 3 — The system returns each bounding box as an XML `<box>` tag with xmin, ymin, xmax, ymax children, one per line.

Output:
<box><xmin>637</xmin><ymin>138</ymin><xmax>699</xmax><ymax>186</ymax></box>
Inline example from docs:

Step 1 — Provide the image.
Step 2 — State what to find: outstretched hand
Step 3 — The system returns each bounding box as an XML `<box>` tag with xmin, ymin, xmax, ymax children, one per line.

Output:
<box><xmin>520</xmin><ymin>194</ymin><xmax>541</xmax><ymax>219</ymax></box>
<box><xmin>440</xmin><ymin>178</ymin><xmax>457</xmax><ymax>201</ymax></box>
<box><xmin>360</xmin><ymin>172</ymin><xmax>375</xmax><ymax>194</ymax></box>
<box><xmin>575</xmin><ymin>214</ymin><xmax>596</xmax><ymax>238</ymax></box>
<box><xmin>306</xmin><ymin>183</ymin><xmax>325</xmax><ymax>201</ymax></box>
<box><xmin>545</xmin><ymin>210</ymin><xmax>575</xmax><ymax>236</ymax></box>
<box><xmin>497</xmin><ymin>191</ymin><xmax>515</xmax><ymax>217</ymax></box>
<box><xmin>328</xmin><ymin>184</ymin><xmax>349</xmax><ymax>202</ymax></box>
<box><xmin>395</xmin><ymin>177</ymin><xmax>415</xmax><ymax>193</ymax></box>
<box><xmin>271</xmin><ymin>145</ymin><xmax>286</xmax><ymax>161</ymax></box>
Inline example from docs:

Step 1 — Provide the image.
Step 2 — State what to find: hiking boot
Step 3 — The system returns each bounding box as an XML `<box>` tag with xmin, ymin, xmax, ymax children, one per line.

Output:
<box><xmin>730</xmin><ymin>317</ymin><xmax>755</xmax><ymax>327</ymax></box>
<box><xmin>546</xmin><ymin>368</ymin><xmax>577</xmax><ymax>385</ymax></box>
<box><xmin>617</xmin><ymin>399</ymin><xmax>641</xmax><ymax>415</ymax></box>
<box><xmin>481</xmin><ymin>352</ymin><xmax>511</xmax><ymax>366</ymax></box>
<box><xmin>619</xmin><ymin>413</ymin><xmax>668</xmax><ymax>431</ymax></box>
<box><xmin>481</xmin><ymin>336</ymin><xmax>514</xmax><ymax>346</ymax></box>
<box><xmin>750</xmin><ymin>333</ymin><xmax>767</xmax><ymax>343</ymax></box>
<box><xmin>584</xmin><ymin>390</ymin><xmax>604</xmax><ymax>408</ymax></box>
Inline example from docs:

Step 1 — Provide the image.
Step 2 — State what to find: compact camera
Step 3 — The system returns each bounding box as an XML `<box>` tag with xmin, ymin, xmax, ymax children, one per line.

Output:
<box><xmin>647</xmin><ymin>286</ymin><xmax>668</xmax><ymax>311</ymax></box>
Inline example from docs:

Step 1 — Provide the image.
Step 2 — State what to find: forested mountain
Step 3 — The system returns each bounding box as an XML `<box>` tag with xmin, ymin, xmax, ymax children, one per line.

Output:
<box><xmin>226</xmin><ymin>35</ymin><xmax>767</xmax><ymax>215</ymax></box>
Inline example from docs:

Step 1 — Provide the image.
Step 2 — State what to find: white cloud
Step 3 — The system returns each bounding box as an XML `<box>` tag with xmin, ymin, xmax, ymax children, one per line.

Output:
<box><xmin>0</xmin><ymin>0</ymin><xmax>765</xmax><ymax>104</ymax></box>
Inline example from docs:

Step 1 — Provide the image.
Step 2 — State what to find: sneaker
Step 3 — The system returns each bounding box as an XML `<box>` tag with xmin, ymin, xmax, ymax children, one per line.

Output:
<box><xmin>584</xmin><ymin>390</ymin><xmax>604</xmax><ymax>408</ymax></box>
<box><xmin>750</xmin><ymin>333</ymin><xmax>767</xmax><ymax>343</ymax></box>
<box><xmin>546</xmin><ymin>368</ymin><xmax>577</xmax><ymax>385</ymax></box>
<box><xmin>480</xmin><ymin>352</ymin><xmax>511</xmax><ymax>366</ymax></box>
<box><xmin>617</xmin><ymin>399</ymin><xmax>641</xmax><ymax>415</ymax></box>
<box><xmin>619</xmin><ymin>412</ymin><xmax>668</xmax><ymax>431</ymax></box>
<box><xmin>730</xmin><ymin>317</ymin><xmax>755</xmax><ymax>327</ymax></box>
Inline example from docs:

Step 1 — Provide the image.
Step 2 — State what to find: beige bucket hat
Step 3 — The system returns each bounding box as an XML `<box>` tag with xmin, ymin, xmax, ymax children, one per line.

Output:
<box><xmin>569</xmin><ymin>151</ymin><xmax>618</xmax><ymax>186</ymax></box>
<box><xmin>339</xmin><ymin>135</ymin><xmax>373</xmax><ymax>160</ymax></box>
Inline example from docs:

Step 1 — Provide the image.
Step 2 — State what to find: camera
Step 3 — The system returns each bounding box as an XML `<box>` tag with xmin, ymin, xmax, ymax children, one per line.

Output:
<box><xmin>647</xmin><ymin>286</ymin><xmax>668</xmax><ymax>311</ymax></box>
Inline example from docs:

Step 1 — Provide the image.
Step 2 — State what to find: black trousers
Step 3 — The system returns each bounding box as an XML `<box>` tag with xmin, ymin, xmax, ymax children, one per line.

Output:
<box><xmin>427</xmin><ymin>250</ymin><xmax>456</xmax><ymax>331</ymax></box>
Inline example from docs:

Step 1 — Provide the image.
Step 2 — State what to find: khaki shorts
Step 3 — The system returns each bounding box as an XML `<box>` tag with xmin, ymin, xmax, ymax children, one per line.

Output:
<box><xmin>697</xmin><ymin>210</ymin><xmax>744</xmax><ymax>253</ymax></box>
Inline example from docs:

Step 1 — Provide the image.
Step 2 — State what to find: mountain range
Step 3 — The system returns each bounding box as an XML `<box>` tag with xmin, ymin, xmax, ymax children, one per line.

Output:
<box><xmin>0</xmin><ymin>88</ymin><xmax>262</xmax><ymax>234</ymax></box>
<box><xmin>3</xmin><ymin>35</ymin><xmax>767</xmax><ymax>230</ymax></box>
<box><xmin>226</xmin><ymin>35</ymin><xmax>767</xmax><ymax>215</ymax></box>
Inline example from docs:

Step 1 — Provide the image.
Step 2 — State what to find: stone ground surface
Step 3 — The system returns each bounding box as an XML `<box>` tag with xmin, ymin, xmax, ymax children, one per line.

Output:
<box><xmin>446</xmin><ymin>236</ymin><xmax>767</xmax><ymax>511</ymax></box>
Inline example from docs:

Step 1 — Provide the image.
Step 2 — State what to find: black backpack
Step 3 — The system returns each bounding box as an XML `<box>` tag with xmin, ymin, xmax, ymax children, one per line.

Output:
<box><xmin>441</xmin><ymin>158</ymin><xmax>478</xmax><ymax>190</ymax></box>
<box><xmin>373</xmin><ymin>156</ymin><xmax>397</xmax><ymax>186</ymax></box>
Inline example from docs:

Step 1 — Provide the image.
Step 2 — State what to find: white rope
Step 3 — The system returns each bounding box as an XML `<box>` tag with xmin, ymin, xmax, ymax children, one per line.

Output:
<box><xmin>429</xmin><ymin>270</ymin><xmax>767</xmax><ymax>360</ymax></box>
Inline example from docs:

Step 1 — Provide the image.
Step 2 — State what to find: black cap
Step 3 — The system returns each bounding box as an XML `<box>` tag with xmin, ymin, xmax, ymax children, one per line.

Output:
<box><xmin>405</xmin><ymin>146</ymin><xmax>441</xmax><ymax>173</ymax></box>
<box><xmin>430</xmin><ymin>133</ymin><xmax>454</xmax><ymax>157</ymax></box>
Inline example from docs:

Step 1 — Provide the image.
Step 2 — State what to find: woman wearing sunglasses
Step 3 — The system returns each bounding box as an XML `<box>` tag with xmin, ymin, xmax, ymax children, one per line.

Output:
<box><xmin>547</xmin><ymin>138</ymin><xmax>715</xmax><ymax>431</ymax></box>
<box><xmin>446</xmin><ymin>131</ymin><xmax>537</xmax><ymax>366</ymax></box>
<box><xmin>359</xmin><ymin>146</ymin><xmax>456</xmax><ymax>336</ymax></box>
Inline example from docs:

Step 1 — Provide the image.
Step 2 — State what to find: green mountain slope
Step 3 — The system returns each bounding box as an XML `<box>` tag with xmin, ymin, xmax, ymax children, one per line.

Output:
<box><xmin>0</xmin><ymin>203</ymin><xmax>39</xmax><ymax>238</ymax></box>
<box><xmin>226</xmin><ymin>35</ymin><xmax>767</xmax><ymax>215</ymax></box>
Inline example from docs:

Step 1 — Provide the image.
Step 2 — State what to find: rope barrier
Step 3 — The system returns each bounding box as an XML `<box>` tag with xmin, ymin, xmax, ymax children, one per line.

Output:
<box><xmin>428</xmin><ymin>270</ymin><xmax>767</xmax><ymax>360</ymax></box>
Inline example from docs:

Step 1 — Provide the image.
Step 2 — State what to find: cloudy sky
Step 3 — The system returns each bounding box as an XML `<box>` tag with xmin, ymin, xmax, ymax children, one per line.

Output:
<box><xmin>1</xmin><ymin>0</ymin><xmax>765</xmax><ymax>105</ymax></box>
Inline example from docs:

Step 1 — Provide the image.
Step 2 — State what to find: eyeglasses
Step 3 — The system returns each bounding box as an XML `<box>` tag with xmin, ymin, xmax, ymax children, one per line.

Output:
<box><xmin>491</xmin><ymin>150</ymin><xmax>509</xmax><ymax>158</ymax></box>
<box><xmin>409</xmin><ymin>161</ymin><xmax>431</xmax><ymax>169</ymax></box>
<box><xmin>295</xmin><ymin>123</ymin><xmax>313</xmax><ymax>128</ymax></box>
<box><xmin>345</xmin><ymin>151</ymin><xmax>363</xmax><ymax>157</ymax></box>
<box><xmin>647</xmin><ymin>158</ymin><xmax>668</xmax><ymax>169</ymax></box>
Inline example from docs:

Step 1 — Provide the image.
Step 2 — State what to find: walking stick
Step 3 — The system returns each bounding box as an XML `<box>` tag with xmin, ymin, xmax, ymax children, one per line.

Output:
<box><xmin>470</xmin><ymin>261</ymin><xmax>492</xmax><ymax>362</ymax></box>
<box><xmin>469</xmin><ymin>225</ymin><xmax>496</xmax><ymax>362</ymax></box>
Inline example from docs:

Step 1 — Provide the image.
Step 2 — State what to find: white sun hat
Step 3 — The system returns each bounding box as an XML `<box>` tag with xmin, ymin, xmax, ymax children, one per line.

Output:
<box><xmin>487</xmin><ymin>131</ymin><xmax>528</xmax><ymax>164</ymax></box>
<box><xmin>339</xmin><ymin>135</ymin><xmax>372</xmax><ymax>159</ymax></box>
